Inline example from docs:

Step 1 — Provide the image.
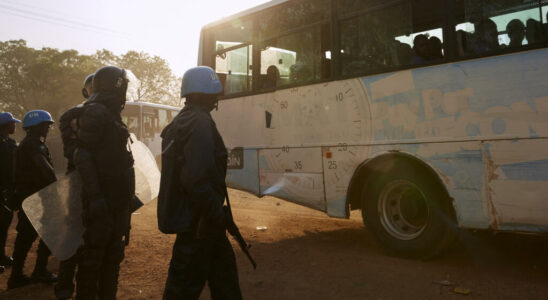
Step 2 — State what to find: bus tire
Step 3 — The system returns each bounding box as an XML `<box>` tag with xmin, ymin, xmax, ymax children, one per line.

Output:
<box><xmin>361</xmin><ymin>164</ymin><xmax>455</xmax><ymax>259</ymax></box>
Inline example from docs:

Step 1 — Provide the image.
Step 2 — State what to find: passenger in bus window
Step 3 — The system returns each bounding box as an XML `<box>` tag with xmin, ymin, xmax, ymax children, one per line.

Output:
<box><xmin>411</xmin><ymin>34</ymin><xmax>430</xmax><ymax>64</ymax></box>
<box><xmin>472</xmin><ymin>19</ymin><xmax>499</xmax><ymax>54</ymax></box>
<box><xmin>395</xmin><ymin>41</ymin><xmax>412</xmax><ymax>66</ymax></box>
<box><xmin>506</xmin><ymin>19</ymin><xmax>525</xmax><ymax>48</ymax></box>
<box><xmin>263</xmin><ymin>65</ymin><xmax>280</xmax><ymax>89</ymax></box>
<box><xmin>526</xmin><ymin>19</ymin><xmax>545</xmax><ymax>45</ymax></box>
<box><xmin>429</xmin><ymin>36</ymin><xmax>444</xmax><ymax>62</ymax></box>
<box><xmin>456</xmin><ymin>30</ymin><xmax>472</xmax><ymax>57</ymax></box>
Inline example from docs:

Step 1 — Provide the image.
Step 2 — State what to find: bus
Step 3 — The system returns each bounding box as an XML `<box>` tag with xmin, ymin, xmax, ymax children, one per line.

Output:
<box><xmin>122</xmin><ymin>102</ymin><xmax>180</xmax><ymax>163</ymax></box>
<box><xmin>198</xmin><ymin>0</ymin><xmax>548</xmax><ymax>258</ymax></box>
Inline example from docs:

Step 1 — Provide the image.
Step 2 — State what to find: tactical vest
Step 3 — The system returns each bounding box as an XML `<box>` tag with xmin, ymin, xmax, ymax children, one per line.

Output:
<box><xmin>14</xmin><ymin>136</ymin><xmax>54</xmax><ymax>199</ymax></box>
<box><xmin>91</xmin><ymin>104</ymin><xmax>132</xmax><ymax>180</ymax></box>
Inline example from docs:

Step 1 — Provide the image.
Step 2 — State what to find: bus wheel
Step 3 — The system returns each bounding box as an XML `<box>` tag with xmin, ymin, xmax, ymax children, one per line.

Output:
<box><xmin>361</xmin><ymin>166</ymin><xmax>455</xmax><ymax>259</ymax></box>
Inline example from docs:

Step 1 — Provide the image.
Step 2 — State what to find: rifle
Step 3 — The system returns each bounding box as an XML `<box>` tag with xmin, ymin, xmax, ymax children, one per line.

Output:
<box><xmin>124</xmin><ymin>195</ymin><xmax>144</xmax><ymax>246</ymax></box>
<box><xmin>224</xmin><ymin>188</ymin><xmax>257</xmax><ymax>270</ymax></box>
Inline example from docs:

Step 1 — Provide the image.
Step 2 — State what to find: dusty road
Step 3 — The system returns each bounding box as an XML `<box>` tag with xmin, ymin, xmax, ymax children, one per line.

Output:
<box><xmin>1</xmin><ymin>189</ymin><xmax>547</xmax><ymax>299</ymax></box>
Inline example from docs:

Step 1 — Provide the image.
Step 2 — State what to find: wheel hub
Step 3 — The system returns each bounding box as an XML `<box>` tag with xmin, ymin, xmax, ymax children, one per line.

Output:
<box><xmin>378</xmin><ymin>180</ymin><xmax>429</xmax><ymax>240</ymax></box>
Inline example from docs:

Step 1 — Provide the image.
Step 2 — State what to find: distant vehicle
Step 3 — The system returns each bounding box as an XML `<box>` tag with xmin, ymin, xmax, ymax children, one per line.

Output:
<box><xmin>122</xmin><ymin>102</ymin><xmax>180</xmax><ymax>163</ymax></box>
<box><xmin>198</xmin><ymin>0</ymin><xmax>548</xmax><ymax>258</ymax></box>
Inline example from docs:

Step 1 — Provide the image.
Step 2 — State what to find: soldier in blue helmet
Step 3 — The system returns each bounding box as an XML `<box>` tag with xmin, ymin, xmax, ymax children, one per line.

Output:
<box><xmin>0</xmin><ymin>112</ymin><xmax>21</xmax><ymax>274</ymax></box>
<box><xmin>158</xmin><ymin>66</ymin><xmax>243</xmax><ymax>300</ymax></box>
<box><xmin>7</xmin><ymin>110</ymin><xmax>57</xmax><ymax>289</ymax></box>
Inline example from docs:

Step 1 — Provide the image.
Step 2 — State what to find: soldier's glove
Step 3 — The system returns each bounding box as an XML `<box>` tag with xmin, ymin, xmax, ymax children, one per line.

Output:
<box><xmin>196</xmin><ymin>206</ymin><xmax>229</xmax><ymax>239</ymax></box>
<box><xmin>87</xmin><ymin>197</ymin><xmax>108</xmax><ymax>221</ymax></box>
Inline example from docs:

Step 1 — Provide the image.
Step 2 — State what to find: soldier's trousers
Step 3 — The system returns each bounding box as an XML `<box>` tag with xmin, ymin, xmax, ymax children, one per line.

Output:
<box><xmin>0</xmin><ymin>204</ymin><xmax>13</xmax><ymax>259</ymax></box>
<box><xmin>76</xmin><ymin>205</ymin><xmax>130</xmax><ymax>300</ymax></box>
<box><xmin>55</xmin><ymin>253</ymin><xmax>79</xmax><ymax>297</ymax></box>
<box><xmin>163</xmin><ymin>232</ymin><xmax>242</xmax><ymax>300</ymax></box>
<box><xmin>10</xmin><ymin>210</ymin><xmax>51</xmax><ymax>276</ymax></box>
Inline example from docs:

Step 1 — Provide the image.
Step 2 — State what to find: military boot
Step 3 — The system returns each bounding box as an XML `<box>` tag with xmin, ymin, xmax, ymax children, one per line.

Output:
<box><xmin>0</xmin><ymin>255</ymin><xmax>14</xmax><ymax>267</ymax></box>
<box><xmin>31</xmin><ymin>269</ymin><xmax>58</xmax><ymax>284</ymax></box>
<box><xmin>7</xmin><ymin>274</ymin><xmax>31</xmax><ymax>289</ymax></box>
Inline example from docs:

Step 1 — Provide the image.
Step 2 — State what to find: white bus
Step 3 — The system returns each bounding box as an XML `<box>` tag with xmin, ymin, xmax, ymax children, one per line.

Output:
<box><xmin>199</xmin><ymin>0</ymin><xmax>548</xmax><ymax>258</ymax></box>
<box><xmin>122</xmin><ymin>102</ymin><xmax>180</xmax><ymax>162</ymax></box>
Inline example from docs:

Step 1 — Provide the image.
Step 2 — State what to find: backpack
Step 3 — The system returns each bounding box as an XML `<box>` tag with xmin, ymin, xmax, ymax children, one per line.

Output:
<box><xmin>59</xmin><ymin>104</ymin><xmax>84</xmax><ymax>173</ymax></box>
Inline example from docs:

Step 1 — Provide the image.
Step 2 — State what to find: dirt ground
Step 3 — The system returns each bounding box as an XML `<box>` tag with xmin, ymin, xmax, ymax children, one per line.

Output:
<box><xmin>1</xmin><ymin>189</ymin><xmax>547</xmax><ymax>300</ymax></box>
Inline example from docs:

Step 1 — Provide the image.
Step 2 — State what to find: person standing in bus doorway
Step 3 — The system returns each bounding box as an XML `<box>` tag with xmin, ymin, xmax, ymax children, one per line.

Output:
<box><xmin>158</xmin><ymin>66</ymin><xmax>243</xmax><ymax>300</ymax></box>
<box><xmin>74</xmin><ymin>66</ymin><xmax>135</xmax><ymax>300</ymax></box>
<box><xmin>0</xmin><ymin>112</ymin><xmax>21</xmax><ymax>274</ymax></box>
<box><xmin>7</xmin><ymin>110</ymin><xmax>57</xmax><ymax>289</ymax></box>
<box><xmin>55</xmin><ymin>73</ymin><xmax>94</xmax><ymax>300</ymax></box>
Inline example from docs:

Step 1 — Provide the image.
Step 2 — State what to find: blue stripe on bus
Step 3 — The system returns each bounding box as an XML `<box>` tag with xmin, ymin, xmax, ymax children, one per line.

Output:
<box><xmin>499</xmin><ymin>159</ymin><xmax>548</xmax><ymax>181</ymax></box>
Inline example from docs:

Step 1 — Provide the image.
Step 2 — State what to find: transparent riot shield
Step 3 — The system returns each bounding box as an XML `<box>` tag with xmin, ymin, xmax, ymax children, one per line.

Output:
<box><xmin>22</xmin><ymin>136</ymin><xmax>160</xmax><ymax>260</ymax></box>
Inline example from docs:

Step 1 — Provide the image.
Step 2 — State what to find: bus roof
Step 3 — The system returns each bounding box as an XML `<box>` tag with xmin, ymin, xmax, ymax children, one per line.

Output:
<box><xmin>125</xmin><ymin>101</ymin><xmax>181</xmax><ymax>111</ymax></box>
<box><xmin>201</xmin><ymin>0</ymin><xmax>288</xmax><ymax>30</ymax></box>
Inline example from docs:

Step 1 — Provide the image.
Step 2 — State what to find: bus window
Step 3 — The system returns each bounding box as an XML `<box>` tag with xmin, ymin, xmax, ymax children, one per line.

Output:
<box><xmin>158</xmin><ymin>109</ymin><xmax>170</xmax><ymax>130</ymax></box>
<box><xmin>259</xmin><ymin>0</ymin><xmax>330</xmax><ymax>87</ymax></box>
<box><xmin>455</xmin><ymin>0</ymin><xmax>547</xmax><ymax>56</ymax></box>
<box><xmin>143</xmin><ymin>107</ymin><xmax>159</xmax><ymax>138</ymax></box>
<box><xmin>216</xmin><ymin>45</ymin><xmax>252</xmax><ymax>95</ymax></box>
<box><xmin>258</xmin><ymin>0</ymin><xmax>329</xmax><ymax>38</ymax></box>
<box><xmin>169</xmin><ymin>109</ymin><xmax>178</xmax><ymax>122</ymax></box>
<box><xmin>214</xmin><ymin>20</ymin><xmax>253</xmax><ymax>95</ymax></box>
<box><xmin>340</xmin><ymin>0</ymin><xmax>445</xmax><ymax>76</ymax></box>
<box><xmin>121</xmin><ymin>105</ymin><xmax>141</xmax><ymax>138</ymax></box>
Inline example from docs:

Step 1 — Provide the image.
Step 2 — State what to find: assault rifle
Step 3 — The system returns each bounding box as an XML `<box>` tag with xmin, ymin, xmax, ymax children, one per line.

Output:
<box><xmin>224</xmin><ymin>189</ymin><xmax>257</xmax><ymax>270</ymax></box>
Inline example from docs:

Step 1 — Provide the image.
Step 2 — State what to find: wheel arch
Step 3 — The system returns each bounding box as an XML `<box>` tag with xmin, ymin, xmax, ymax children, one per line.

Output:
<box><xmin>346</xmin><ymin>151</ymin><xmax>455</xmax><ymax>217</ymax></box>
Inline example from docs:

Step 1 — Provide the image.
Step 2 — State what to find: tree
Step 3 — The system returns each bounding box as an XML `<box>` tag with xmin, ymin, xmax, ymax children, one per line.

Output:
<box><xmin>95</xmin><ymin>50</ymin><xmax>180</xmax><ymax>106</ymax></box>
<box><xmin>0</xmin><ymin>40</ymin><xmax>181</xmax><ymax>121</ymax></box>
<box><xmin>0</xmin><ymin>40</ymin><xmax>100</xmax><ymax>121</ymax></box>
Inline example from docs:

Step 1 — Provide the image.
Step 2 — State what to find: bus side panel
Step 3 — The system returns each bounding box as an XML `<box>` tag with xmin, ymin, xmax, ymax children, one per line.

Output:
<box><xmin>258</xmin><ymin>147</ymin><xmax>325</xmax><ymax>211</ymax></box>
<box><xmin>485</xmin><ymin>139</ymin><xmax>548</xmax><ymax>231</ymax></box>
<box><xmin>213</xmin><ymin>95</ymin><xmax>271</xmax><ymax>148</ymax></box>
<box><xmin>361</xmin><ymin>49</ymin><xmax>548</xmax><ymax>144</ymax></box>
<box><xmin>409</xmin><ymin>142</ymin><xmax>489</xmax><ymax>229</ymax></box>
<box><xmin>226</xmin><ymin>148</ymin><xmax>261</xmax><ymax>196</ymax></box>
<box><xmin>322</xmin><ymin>145</ymin><xmax>370</xmax><ymax>218</ymax></box>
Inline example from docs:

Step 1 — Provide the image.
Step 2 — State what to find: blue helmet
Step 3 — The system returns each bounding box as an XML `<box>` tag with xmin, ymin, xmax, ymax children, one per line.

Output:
<box><xmin>0</xmin><ymin>112</ymin><xmax>21</xmax><ymax>126</ymax></box>
<box><xmin>180</xmin><ymin>66</ymin><xmax>223</xmax><ymax>98</ymax></box>
<box><xmin>22</xmin><ymin>110</ymin><xmax>54</xmax><ymax>128</ymax></box>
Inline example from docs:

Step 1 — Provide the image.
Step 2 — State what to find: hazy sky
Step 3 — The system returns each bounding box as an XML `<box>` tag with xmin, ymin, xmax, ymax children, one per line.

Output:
<box><xmin>0</xmin><ymin>0</ymin><xmax>270</xmax><ymax>75</ymax></box>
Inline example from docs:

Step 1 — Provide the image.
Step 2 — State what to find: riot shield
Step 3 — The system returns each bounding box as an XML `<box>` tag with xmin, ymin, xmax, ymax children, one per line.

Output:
<box><xmin>22</xmin><ymin>136</ymin><xmax>160</xmax><ymax>260</ymax></box>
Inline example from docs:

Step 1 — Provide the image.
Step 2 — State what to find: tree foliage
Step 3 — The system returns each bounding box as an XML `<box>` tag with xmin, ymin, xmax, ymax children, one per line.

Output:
<box><xmin>0</xmin><ymin>39</ymin><xmax>180</xmax><ymax>124</ymax></box>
